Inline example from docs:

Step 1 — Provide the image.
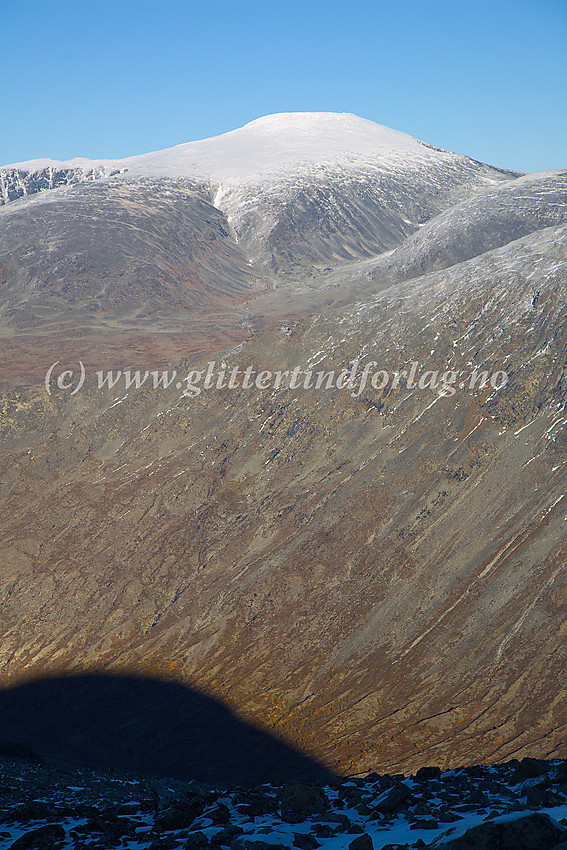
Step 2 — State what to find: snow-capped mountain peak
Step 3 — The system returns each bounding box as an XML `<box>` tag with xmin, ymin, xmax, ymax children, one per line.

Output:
<box><xmin>2</xmin><ymin>112</ymin><xmax>445</xmax><ymax>184</ymax></box>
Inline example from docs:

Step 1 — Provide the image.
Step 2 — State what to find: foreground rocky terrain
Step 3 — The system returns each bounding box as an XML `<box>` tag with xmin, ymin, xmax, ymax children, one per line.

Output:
<box><xmin>1</xmin><ymin>747</ymin><xmax>567</xmax><ymax>849</ymax></box>
<box><xmin>0</xmin><ymin>114</ymin><xmax>565</xmax><ymax>780</ymax></box>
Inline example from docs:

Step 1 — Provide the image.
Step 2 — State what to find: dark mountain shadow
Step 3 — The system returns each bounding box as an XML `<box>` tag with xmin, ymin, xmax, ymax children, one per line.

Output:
<box><xmin>0</xmin><ymin>674</ymin><xmax>334</xmax><ymax>786</ymax></box>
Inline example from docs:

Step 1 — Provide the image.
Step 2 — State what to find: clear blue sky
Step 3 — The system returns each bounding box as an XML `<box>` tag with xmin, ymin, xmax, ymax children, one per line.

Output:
<box><xmin>2</xmin><ymin>0</ymin><xmax>566</xmax><ymax>173</ymax></box>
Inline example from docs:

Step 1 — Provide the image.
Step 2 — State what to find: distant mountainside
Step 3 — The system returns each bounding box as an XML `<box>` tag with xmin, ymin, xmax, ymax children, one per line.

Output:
<box><xmin>0</xmin><ymin>114</ymin><xmax>520</xmax><ymax>387</ymax></box>
<box><xmin>328</xmin><ymin>169</ymin><xmax>567</xmax><ymax>292</ymax></box>
<box><xmin>1</xmin><ymin>113</ymin><xmax>521</xmax><ymax>276</ymax></box>
<box><xmin>0</xmin><ymin>114</ymin><xmax>565</xmax><ymax>778</ymax></box>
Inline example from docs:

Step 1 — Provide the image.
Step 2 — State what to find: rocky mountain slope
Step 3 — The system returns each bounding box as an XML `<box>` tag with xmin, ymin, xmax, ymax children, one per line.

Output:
<box><xmin>327</xmin><ymin>169</ymin><xmax>567</xmax><ymax>291</ymax></box>
<box><xmin>0</xmin><ymin>114</ymin><xmax>565</xmax><ymax>782</ymax></box>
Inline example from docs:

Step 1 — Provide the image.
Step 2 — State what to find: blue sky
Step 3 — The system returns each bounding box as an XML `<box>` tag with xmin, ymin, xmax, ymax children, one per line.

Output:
<box><xmin>2</xmin><ymin>0</ymin><xmax>566</xmax><ymax>173</ymax></box>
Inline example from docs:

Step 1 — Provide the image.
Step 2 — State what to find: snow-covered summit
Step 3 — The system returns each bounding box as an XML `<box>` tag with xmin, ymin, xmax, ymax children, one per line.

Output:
<box><xmin>2</xmin><ymin>112</ymin><xmax>447</xmax><ymax>184</ymax></box>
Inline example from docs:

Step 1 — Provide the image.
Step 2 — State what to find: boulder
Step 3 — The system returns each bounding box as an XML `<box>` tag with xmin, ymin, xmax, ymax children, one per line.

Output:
<box><xmin>415</xmin><ymin>766</ymin><xmax>442</xmax><ymax>781</ymax></box>
<box><xmin>207</xmin><ymin>804</ymin><xmax>231</xmax><ymax>825</ymax></box>
<box><xmin>311</xmin><ymin>825</ymin><xmax>334</xmax><ymax>838</ymax></box>
<box><xmin>312</xmin><ymin>811</ymin><xmax>351</xmax><ymax>829</ymax></box>
<box><xmin>292</xmin><ymin>834</ymin><xmax>320</xmax><ymax>850</ymax></box>
<box><xmin>185</xmin><ymin>831</ymin><xmax>210</xmax><ymax>849</ymax></box>
<box><xmin>348</xmin><ymin>835</ymin><xmax>373</xmax><ymax>850</ymax></box>
<box><xmin>211</xmin><ymin>826</ymin><xmax>244</xmax><ymax>845</ymax></box>
<box><xmin>233</xmin><ymin>790</ymin><xmax>277</xmax><ymax>817</ymax></box>
<box><xmin>154</xmin><ymin>792</ymin><xmax>208</xmax><ymax>832</ymax></box>
<box><xmin>149</xmin><ymin>838</ymin><xmax>183</xmax><ymax>850</ymax></box>
<box><xmin>372</xmin><ymin>783</ymin><xmax>411</xmax><ymax>815</ymax></box>
<box><xmin>410</xmin><ymin>818</ymin><xmax>439</xmax><ymax>830</ymax></box>
<box><xmin>8</xmin><ymin>802</ymin><xmax>59</xmax><ymax>824</ymax></box>
<box><xmin>280</xmin><ymin>785</ymin><xmax>329</xmax><ymax>820</ymax></box>
<box><xmin>434</xmin><ymin>811</ymin><xmax>564</xmax><ymax>848</ymax></box>
<box><xmin>513</xmin><ymin>757</ymin><xmax>551</xmax><ymax>780</ymax></box>
<box><xmin>525</xmin><ymin>787</ymin><xmax>565</xmax><ymax>808</ymax></box>
<box><xmin>9</xmin><ymin>824</ymin><xmax>66</xmax><ymax>849</ymax></box>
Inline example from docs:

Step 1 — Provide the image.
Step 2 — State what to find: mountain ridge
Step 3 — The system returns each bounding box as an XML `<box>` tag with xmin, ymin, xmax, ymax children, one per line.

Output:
<box><xmin>0</xmin><ymin>112</ymin><xmax>520</xmax><ymax>210</ymax></box>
